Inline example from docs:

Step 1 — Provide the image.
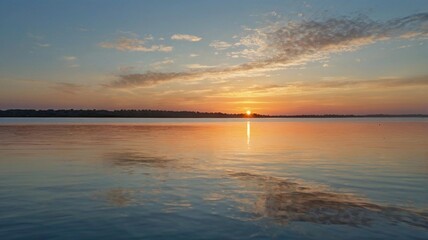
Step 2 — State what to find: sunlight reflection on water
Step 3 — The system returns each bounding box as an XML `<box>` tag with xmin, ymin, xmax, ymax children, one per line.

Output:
<box><xmin>247</xmin><ymin>121</ymin><xmax>251</xmax><ymax>147</ymax></box>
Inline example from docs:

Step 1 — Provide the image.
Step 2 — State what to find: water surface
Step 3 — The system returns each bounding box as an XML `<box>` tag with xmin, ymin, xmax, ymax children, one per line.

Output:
<box><xmin>0</xmin><ymin>118</ymin><xmax>427</xmax><ymax>239</ymax></box>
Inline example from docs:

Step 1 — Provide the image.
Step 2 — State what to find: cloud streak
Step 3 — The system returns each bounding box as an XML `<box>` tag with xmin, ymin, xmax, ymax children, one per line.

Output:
<box><xmin>171</xmin><ymin>34</ymin><xmax>202</xmax><ymax>42</ymax></box>
<box><xmin>223</xmin><ymin>76</ymin><xmax>428</xmax><ymax>96</ymax></box>
<box><xmin>51</xmin><ymin>82</ymin><xmax>84</xmax><ymax>94</ymax></box>
<box><xmin>109</xmin><ymin>13</ymin><xmax>428</xmax><ymax>88</ymax></box>
<box><xmin>109</xmin><ymin>72</ymin><xmax>197</xmax><ymax>87</ymax></box>
<box><xmin>150</xmin><ymin>58</ymin><xmax>174</xmax><ymax>69</ymax></box>
<box><xmin>209</xmin><ymin>40</ymin><xmax>232</xmax><ymax>50</ymax></box>
<box><xmin>185</xmin><ymin>64</ymin><xmax>218</xmax><ymax>69</ymax></box>
<box><xmin>294</xmin><ymin>76</ymin><xmax>428</xmax><ymax>89</ymax></box>
<box><xmin>62</xmin><ymin>56</ymin><xmax>79</xmax><ymax>68</ymax></box>
<box><xmin>99</xmin><ymin>37</ymin><xmax>173</xmax><ymax>52</ymax></box>
<box><xmin>62</xmin><ymin>56</ymin><xmax>77</xmax><ymax>61</ymax></box>
<box><xmin>28</xmin><ymin>33</ymin><xmax>51</xmax><ymax>48</ymax></box>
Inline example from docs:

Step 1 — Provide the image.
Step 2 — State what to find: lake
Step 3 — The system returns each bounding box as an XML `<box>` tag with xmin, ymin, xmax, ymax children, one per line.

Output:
<box><xmin>0</xmin><ymin>118</ymin><xmax>427</xmax><ymax>239</ymax></box>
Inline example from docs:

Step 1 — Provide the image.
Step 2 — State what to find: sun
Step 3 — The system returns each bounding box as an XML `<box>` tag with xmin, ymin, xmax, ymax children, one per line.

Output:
<box><xmin>246</xmin><ymin>110</ymin><xmax>252</xmax><ymax>116</ymax></box>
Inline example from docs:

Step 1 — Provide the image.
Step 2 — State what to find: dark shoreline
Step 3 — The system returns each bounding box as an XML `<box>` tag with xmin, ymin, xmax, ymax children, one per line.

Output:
<box><xmin>0</xmin><ymin>109</ymin><xmax>427</xmax><ymax>118</ymax></box>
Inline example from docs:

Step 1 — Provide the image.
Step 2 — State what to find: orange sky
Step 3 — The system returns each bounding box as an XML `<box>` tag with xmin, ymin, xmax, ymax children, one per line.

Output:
<box><xmin>1</xmin><ymin>1</ymin><xmax>427</xmax><ymax>114</ymax></box>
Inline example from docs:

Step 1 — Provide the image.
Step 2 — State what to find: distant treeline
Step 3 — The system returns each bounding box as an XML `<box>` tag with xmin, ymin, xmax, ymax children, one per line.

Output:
<box><xmin>271</xmin><ymin>114</ymin><xmax>428</xmax><ymax>118</ymax></box>
<box><xmin>0</xmin><ymin>109</ymin><xmax>255</xmax><ymax>118</ymax></box>
<box><xmin>0</xmin><ymin>109</ymin><xmax>426</xmax><ymax>118</ymax></box>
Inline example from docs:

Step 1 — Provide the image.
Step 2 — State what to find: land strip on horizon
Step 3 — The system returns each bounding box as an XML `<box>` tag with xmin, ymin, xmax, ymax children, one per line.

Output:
<box><xmin>0</xmin><ymin>109</ymin><xmax>427</xmax><ymax>118</ymax></box>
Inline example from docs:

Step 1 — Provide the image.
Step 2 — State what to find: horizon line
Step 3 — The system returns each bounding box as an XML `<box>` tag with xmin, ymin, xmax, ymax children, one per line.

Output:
<box><xmin>1</xmin><ymin>109</ymin><xmax>427</xmax><ymax>118</ymax></box>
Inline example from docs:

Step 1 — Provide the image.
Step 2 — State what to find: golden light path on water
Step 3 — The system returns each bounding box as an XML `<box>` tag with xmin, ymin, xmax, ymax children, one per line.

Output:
<box><xmin>246</xmin><ymin>121</ymin><xmax>251</xmax><ymax>147</ymax></box>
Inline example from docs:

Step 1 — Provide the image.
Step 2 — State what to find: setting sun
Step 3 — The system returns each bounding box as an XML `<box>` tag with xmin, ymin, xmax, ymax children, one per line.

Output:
<box><xmin>246</xmin><ymin>110</ymin><xmax>252</xmax><ymax>116</ymax></box>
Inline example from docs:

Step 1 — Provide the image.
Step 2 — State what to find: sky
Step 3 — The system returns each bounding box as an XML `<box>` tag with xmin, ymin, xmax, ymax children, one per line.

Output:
<box><xmin>1</xmin><ymin>0</ymin><xmax>428</xmax><ymax>115</ymax></box>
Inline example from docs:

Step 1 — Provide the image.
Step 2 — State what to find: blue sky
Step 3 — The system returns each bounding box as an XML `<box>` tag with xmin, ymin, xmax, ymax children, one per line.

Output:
<box><xmin>1</xmin><ymin>0</ymin><xmax>428</xmax><ymax>114</ymax></box>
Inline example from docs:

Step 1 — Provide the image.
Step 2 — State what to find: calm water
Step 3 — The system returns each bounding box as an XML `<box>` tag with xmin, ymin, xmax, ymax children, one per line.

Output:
<box><xmin>0</xmin><ymin>118</ymin><xmax>427</xmax><ymax>239</ymax></box>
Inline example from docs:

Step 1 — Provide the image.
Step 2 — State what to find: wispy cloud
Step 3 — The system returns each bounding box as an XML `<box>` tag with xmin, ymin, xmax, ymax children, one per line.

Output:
<box><xmin>246</xmin><ymin>84</ymin><xmax>285</xmax><ymax>92</ymax></box>
<box><xmin>99</xmin><ymin>37</ymin><xmax>173</xmax><ymax>52</ymax></box>
<box><xmin>28</xmin><ymin>33</ymin><xmax>50</xmax><ymax>48</ymax></box>
<box><xmin>159</xmin><ymin>75</ymin><xmax>428</xmax><ymax>100</ymax></box>
<box><xmin>51</xmin><ymin>82</ymin><xmax>84</xmax><ymax>94</ymax></box>
<box><xmin>209</xmin><ymin>40</ymin><xmax>232</xmax><ymax>50</ymax></box>
<box><xmin>397</xmin><ymin>44</ymin><xmax>412</xmax><ymax>49</ymax></box>
<box><xmin>293</xmin><ymin>75</ymin><xmax>428</xmax><ymax>89</ymax></box>
<box><xmin>109</xmin><ymin>13</ymin><xmax>428</xmax><ymax>88</ymax></box>
<box><xmin>62</xmin><ymin>56</ymin><xmax>79</xmax><ymax>68</ymax></box>
<box><xmin>185</xmin><ymin>64</ymin><xmax>217</xmax><ymax>69</ymax></box>
<box><xmin>171</xmin><ymin>34</ymin><xmax>202</xmax><ymax>42</ymax></box>
<box><xmin>109</xmin><ymin>72</ymin><xmax>197</xmax><ymax>87</ymax></box>
<box><xmin>118</xmin><ymin>65</ymin><xmax>137</xmax><ymax>73</ymax></box>
<box><xmin>150</xmin><ymin>58</ymin><xmax>174</xmax><ymax>69</ymax></box>
<box><xmin>63</xmin><ymin>56</ymin><xmax>77</xmax><ymax>61</ymax></box>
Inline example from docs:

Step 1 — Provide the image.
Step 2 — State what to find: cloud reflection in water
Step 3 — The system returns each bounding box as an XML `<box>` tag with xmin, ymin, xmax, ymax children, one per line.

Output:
<box><xmin>229</xmin><ymin>171</ymin><xmax>428</xmax><ymax>228</ymax></box>
<box><xmin>93</xmin><ymin>188</ymin><xmax>135</xmax><ymax>207</ymax></box>
<box><xmin>106</xmin><ymin>152</ymin><xmax>178</xmax><ymax>169</ymax></box>
<box><xmin>100</xmin><ymin>149</ymin><xmax>428</xmax><ymax>229</ymax></box>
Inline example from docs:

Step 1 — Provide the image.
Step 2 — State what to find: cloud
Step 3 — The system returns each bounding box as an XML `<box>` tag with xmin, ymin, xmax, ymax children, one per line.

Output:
<box><xmin>118</xmin><ymin>65</ymin><xmax>137</xmax><ymax>73</ymax></box>
<box><xmin>185</xmin><ymin>64</ymin><xmax>217</xmax><ymax>69</ymax></box>
<box><xmin>155</xmin><ymin>75</ymin><xmax>428</xmax><ymax>101</ymax></box>
<box><xmin>109</xmin><ymin>13</ymin><xmax>428</xmax><ymax>88</ymax></box>
<box><xmin>399</xmin><ymin>31</ymin><xmax>428</xmax><ymax>39</ymax></box>
<box><xmin>209</xmin><ymin>40</ymin><xmax>232</xmax><ymax>50</ymax></box>
<box><xmin>109</xmin><ymin>72</ymin><xmax>197</xmax><ymax>87</ymax></box>
<box><xmin>189</xmin><ymin>53</ymin><xmax>199</xmax><ymax>57</ymax></box>
<box><xmin>171</xmin><ymin>34</ymin><xmax>202</xmax><ymax>42</ymax></box>
<box><xmin>294</xmin><ymin>75</ymin><xmax>428</xmax><ymax>89</ymax></box>
<box><xmin>397</xmin><ymin>44</ymin><xmax>412</xmax><ymax>49</ymax></box>
<box><xmin>247</xmin><ymin>84</ymin><xmax>285</xmax><ymax>92</ymax></box>
<box><xmin>51</xmin><ymin>82</ymin><xmax>84</xmax><ymax>94</ymax></box>
<box><xmin>144</xmin><ymin>34</ymin><xmax>154</xmax><ymax>41</ymax></box>
<box><xmin>150</xmin><ymin>58</ymin><xmax>174</xmax><ymax>69</ymax></box>
<box><xmin>28</xmin><ymin>33</ymin><xmax>50</xmax><ymax>48</ymax></box>
<box><xmin>62</xmin><ymin>56</ymin><xmax>79</xmax><ymax>68</ymax></box>
<box><xmin>63</xmin><ymin>56</ymin><xmax>77</xmax><ymax>61</ymax></box>
<box><xmin>99</xmin><ymin>37</ymin><xmax>173</xmax><ymax>52</ymax></box>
